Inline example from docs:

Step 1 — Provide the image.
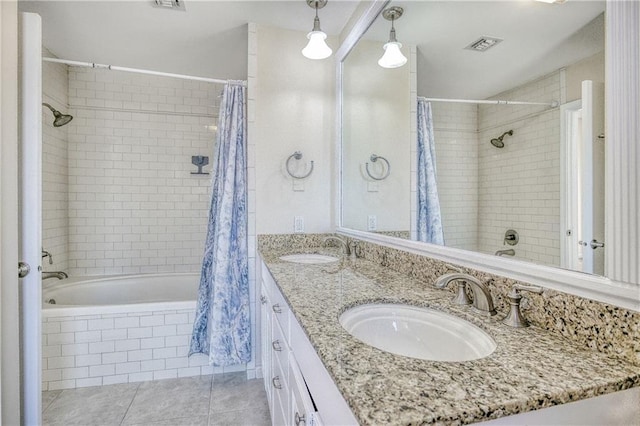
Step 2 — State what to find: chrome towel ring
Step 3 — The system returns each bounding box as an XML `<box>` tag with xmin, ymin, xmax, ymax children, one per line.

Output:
<box><xmin>286</xmin><ymin>151</ymin><xmax>314</xmax><ymax>179</ymax></box>
<box><xmin>365</xmin><ymin>154</ymin><xmax>390</xmax><ymax>180</ymax></box>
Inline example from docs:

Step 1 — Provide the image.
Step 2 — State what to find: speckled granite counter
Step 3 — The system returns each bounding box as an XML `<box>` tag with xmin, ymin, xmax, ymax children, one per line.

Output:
<box><xmin>259</xmin><ymin>247</ymin><xmax>640</xmax><ymax>425</ymax></box>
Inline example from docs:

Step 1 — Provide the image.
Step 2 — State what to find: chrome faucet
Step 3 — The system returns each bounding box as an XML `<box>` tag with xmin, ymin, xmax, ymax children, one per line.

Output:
<box><xmin>42</xmin><ymin>248</ymin><xmax>53</xmax><ymax>264</ymax></box>
<box><xmin>495</xmin><ymin>248</ymin><xmax>515</xmax><ymax>257</ymax></box>
<box><xmin>323</xmin><ymin>236</ymin><xmax>352</xmax><ymax>257</ymax></box>
<box><xmin>42</xmin><ymin>271</ymin><xmax>68</xmax><ymax>280</ymax></box>
<box><xmin>502</xmin><ymin>284</ymin><xmax>543</xmax><ymax>327</ymax></box>
<box><xmin>434</xmin><ymin>273</ymin><xmax>497</xmax><ymax>316</ymax></box>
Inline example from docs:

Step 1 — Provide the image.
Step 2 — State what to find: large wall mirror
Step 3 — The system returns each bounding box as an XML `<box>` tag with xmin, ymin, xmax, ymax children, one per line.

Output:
<box><xmin>338</xmin><ymin>0</ymin><xmax>639</xmax><ymax>309</ymax></box>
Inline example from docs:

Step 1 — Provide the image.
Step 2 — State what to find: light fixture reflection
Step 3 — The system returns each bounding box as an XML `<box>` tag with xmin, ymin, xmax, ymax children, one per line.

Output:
<box><xmin>302</xmin><ymin>0</ymin><xmax>332</xmax><ymax>60</ymax></box>
<box><xmin>378</xmin><ymin>7</ymin><xmax>407</xmax><ymax>69</ymax></box>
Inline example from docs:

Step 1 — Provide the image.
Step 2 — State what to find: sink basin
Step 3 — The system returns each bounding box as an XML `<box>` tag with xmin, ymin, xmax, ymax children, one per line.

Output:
<box><xmin>339</xmin><ymin>304</ymin><xmax>496</xmax><ymax>362</ymax></box>
<box><xmin>279</xmin><ymin>253</ymin><xmax>340</xmax><ymax>264</ymax></box>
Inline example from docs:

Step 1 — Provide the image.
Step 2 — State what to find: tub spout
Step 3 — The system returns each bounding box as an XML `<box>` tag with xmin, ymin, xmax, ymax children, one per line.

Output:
<box><xmin>42</xmin><ymin>271</ymin><xmax>68</xmax><ymax>280</ymax></box>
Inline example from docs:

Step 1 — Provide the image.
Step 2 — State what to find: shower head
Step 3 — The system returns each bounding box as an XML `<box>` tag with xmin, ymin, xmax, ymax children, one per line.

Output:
<box><xmin>490</xmin><ymin>130</ymin><xmax>513</xmax><ymax>148</ymax></box>
<box><xmin>42</xmin><ymin>103</ymin><xmax>73</xmax><ymax>127</ymax></box>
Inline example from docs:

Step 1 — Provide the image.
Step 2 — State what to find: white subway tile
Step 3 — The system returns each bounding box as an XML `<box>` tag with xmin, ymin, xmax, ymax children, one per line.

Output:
<box><xmin>61</xmin><ymin>367</ymin><xmax>89</xmax><ymax>380</ymax></box>
<box><xmin>116</xmin><ymin>362</ymin><xmax>141</xmax><ymax>375</ymax></box>
<box><xmin>76</xmin><ymin>354</ymin><xmax>102</xmax><ymax>367</ymax></box>
<box><xmin>153</xmin><ymin>370</ymin><xmax>177</xmax><ymax>380</ymax></box>
<box><xmin>102</xmin><ymin>374</ymin><xmax>128</xmax><ymax>385</ymax></box>
<box><xmin>48</xmin><ymin>356</ymin><xmax>75</xmax><ymax>369</ymax></box>
<box><xmin>88</xmin><ymin>341</ymin><xmax>115</xmax><ymax>354</ymax></box>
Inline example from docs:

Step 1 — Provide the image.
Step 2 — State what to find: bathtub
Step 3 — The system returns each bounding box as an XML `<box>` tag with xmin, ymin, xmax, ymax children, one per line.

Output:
<box><xmin>41</xmin><ymin>273</ymin><xmax>245</xmax><ymax>391</ymax></box>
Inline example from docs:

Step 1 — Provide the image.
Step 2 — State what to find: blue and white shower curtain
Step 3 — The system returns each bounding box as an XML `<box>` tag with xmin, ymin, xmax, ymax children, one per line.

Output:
<box><xmin>189</xmin><ymin>82</ymin><xmax>250</xmax><ymax>366</ymax></box>
<box><xmin>417</xmin><ymin>99</ymin><xmax>445</xmax><ymax>245</ymax></box>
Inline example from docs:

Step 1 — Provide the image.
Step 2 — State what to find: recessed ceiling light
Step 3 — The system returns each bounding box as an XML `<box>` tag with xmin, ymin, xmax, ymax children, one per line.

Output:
<box><xmin>152</xmin><ymin>0</ymin><xmax>186</xmax><ymax>11</ymax></box>
<box><xmin>535</xmin><ymin>0</ymin><xmax>567</xmax><ymax>4</ymax></box>
<box><xmin>464</xmin><ymin>36</ymin><xmax>503</xmax><ymax>52</ymax></box>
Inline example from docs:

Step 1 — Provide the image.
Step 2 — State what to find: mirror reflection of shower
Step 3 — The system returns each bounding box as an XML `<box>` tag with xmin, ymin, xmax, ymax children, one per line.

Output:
<box><xmin>490</xmin><ymin>130</ymin><xmax>513</xmax><ymax>148</ymax></box>
<box><xmin>42</xmin><ymin>102</ymin><xmax>73</xmax><ymax>127</ymax></box>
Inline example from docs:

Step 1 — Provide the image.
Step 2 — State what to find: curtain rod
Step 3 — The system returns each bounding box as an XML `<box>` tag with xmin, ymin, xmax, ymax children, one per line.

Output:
<box><xmin>42</xmin><ymin>57</ymin><xmax>246</xmax><ymax>87</ymax></box>
<box><xmin>418</xmin><ymin>96</ymin><xmax>558</xmax><ymax>108</ymax></box>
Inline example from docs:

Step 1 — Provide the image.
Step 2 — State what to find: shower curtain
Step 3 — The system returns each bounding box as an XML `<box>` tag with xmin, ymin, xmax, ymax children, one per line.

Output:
<box><xmin>189</xmin><ymin>82</ymin><xmax>250</xmax><ymax>366</ymax></box>
<box><xmin>417</xmin><ymin>99</ymin><xmax>445</xmax><ymax>245</ymax></box>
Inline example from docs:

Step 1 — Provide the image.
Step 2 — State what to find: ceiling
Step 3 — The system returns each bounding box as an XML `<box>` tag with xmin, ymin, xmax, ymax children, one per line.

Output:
<box><xmin>18</xmin><ymin>0</ymin><xmax>361</xmax><ymax>80</ymax></box>
<box><xmin>19</xmin><ymin>0</ymin><xmax>605</xmax><ymax>99</ymax></box>
<box><xmin>362</xmin><ymin>0</ymin><xmax>605</xmax><ymax>99</ymax></box>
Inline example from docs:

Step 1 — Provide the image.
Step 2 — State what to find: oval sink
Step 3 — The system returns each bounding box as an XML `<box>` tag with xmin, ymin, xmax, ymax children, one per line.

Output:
<box><xmin>279</xmin><ymin>253</ymin><xmax>340</xmax><ymax>264</ymax></box>
<box><xmin>339</xmin><ymin>304</ymin><xmax>496</xmax><ymax>362</ymax></box>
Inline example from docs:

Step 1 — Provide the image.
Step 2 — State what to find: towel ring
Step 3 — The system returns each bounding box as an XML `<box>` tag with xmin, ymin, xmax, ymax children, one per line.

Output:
<box><xmin>286</xmin><ymin>151</ymin><xmax>314</xmax><ymax>180</ymax></box>
<box><xmin>365</xmin><ymin>154</ymin><xmax>390</xmax><ymax>181</ymax></box>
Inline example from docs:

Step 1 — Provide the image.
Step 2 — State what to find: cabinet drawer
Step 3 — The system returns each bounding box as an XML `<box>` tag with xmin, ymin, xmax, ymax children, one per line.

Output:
<box><xmin>289</xmin><ymin>357</ymin><xmax>316</xmax><ymax>426</ymax></box>
<box><xmin>271</xmin><ymin>349</ymin><xmax>288</xmax><ymax>426</ymax></box>
<box><xmin>271</xmin><ymin>317</ymin><xmax>289</xmax><ymax>376</ymax></box>
<box><xmin>271</xmin><ymin>283</ymin><xmax>290</xmax><ymax>339</ymax></box>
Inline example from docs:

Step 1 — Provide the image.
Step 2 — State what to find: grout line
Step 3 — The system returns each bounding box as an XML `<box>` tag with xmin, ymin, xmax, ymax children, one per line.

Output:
<box><xmin>118</xmin><ymin>382</ymin><xmax>142</xmax><ymax>426</ymax></box>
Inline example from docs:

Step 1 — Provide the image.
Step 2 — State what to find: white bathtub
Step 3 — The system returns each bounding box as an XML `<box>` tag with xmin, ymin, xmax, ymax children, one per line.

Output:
<box><xmin>41</xmin><ymin>273</ymin><xmax>247</xmax><ymax>391</ymax></box>
<box><xmin>43</xmin><ymin>273</ymin><xmax>199</xmax><ymax>314</ymax></box>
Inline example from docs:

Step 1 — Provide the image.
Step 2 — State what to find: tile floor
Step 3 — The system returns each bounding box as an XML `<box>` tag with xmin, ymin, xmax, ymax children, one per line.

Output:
<box><xmin>42</xmin><ymin>373</ymin><xmax>271</xmax><ymax>426</ymax></box>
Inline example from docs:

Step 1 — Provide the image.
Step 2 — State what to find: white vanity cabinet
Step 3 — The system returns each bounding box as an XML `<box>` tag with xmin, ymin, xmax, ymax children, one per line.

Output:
<box><xmin>260</xmin><ymin>259</ymin><xmax>357</xmax><ymax>426</ymax></box>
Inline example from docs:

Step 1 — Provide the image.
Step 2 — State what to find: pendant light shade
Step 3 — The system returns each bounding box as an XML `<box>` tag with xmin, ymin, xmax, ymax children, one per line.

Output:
<box><xmin>378</xmin><ymin>7</ymin><xmax>407</xmax><ymax>69</ymax></box>
<box><xmin>303</xmin><ymin>31</ymin><xmax>332</xmax><ymax>60</ymax></box>
<box><xmin>378</xmin><ymin>41</ymin><xmax>407</xmax><ymax>68</ymax></box>
<box><xmin>302</xmin><ymin>0</ymin><xmax>332</xmax><ymax>60</ymax></box>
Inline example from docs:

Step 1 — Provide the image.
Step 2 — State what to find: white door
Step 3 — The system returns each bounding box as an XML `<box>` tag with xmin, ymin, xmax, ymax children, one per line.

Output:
<box><xmin>19</xmin><ymin>12</ymin><xmax>43</xmax><ymax>425</ymax></box>
<box><xmin>580</xmin><ymin>80</ymin><xmax>605</xmax><ymax>275</ymax></box>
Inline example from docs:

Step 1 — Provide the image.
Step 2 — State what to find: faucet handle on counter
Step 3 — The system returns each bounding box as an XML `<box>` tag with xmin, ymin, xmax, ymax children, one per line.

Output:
<box><xmin>502</xmin><ymin>284</ymin><xmax>543</xmax><ymax>328</ymax></box>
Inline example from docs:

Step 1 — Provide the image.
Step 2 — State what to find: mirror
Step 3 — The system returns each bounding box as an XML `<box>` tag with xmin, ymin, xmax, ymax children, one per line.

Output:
<box><xmin>341</xmin><ymin>0</ymin><xmax>606</xmax><ymax>275</ymax></box>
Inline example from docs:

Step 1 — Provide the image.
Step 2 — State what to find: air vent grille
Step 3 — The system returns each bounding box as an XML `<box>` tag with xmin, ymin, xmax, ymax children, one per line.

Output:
<box><xmin>152</xmin><ymin>0</ymin><xmax>186</xmax><ymax>11</ymax></box>
<box><xmin>464</xmin><ymin>36</ymin><xmax>503</xmax><ymax>52</ymax></box>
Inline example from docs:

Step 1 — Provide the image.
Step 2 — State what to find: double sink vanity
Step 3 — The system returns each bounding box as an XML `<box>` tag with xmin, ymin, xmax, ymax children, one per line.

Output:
<box><xmin>258</xmin><ymin>237</ymin><xmax>640</xmax><ymax>425</ymax></box>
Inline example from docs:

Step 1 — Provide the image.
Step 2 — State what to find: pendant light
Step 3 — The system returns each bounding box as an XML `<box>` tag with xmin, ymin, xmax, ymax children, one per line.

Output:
<box><xmin>378</xmin><ymin>6</ymin><xmax>407</xmax><ymax>69</ymax></box>
<box><xmin>302</xmin><ymin>0</ymin><xmax>332</xmax><ymax>60</ymax></box>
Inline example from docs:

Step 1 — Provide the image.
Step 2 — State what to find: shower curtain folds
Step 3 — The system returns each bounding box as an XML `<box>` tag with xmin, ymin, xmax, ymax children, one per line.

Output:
<box><xmin>417</xmin><ymin>99</ymin><xmax>445</xmax><ymax>245</ymax></box>
<box><xmin>189</xmin><ymin>82</ymin><xmax>250</xmax><ymax>366</ymax></box>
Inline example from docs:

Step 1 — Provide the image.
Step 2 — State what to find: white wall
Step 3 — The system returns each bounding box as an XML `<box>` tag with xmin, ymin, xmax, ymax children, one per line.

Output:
<box><xmin>64</xmin><ymin>67</ymin><xmax>221</xmax><ymax>275</ymax></box>
<box><xmin>254</xmin><ymin>25</ymin><xmax>335</xmax><ymax>235</ymax></box>
<box><xmin>42</xmin><ymin>49</ymin><xmax>69</xmax><ymax>272</ymax></box>
<box><xmin>342</xmin><ymin>39</ymin><xmax>411</xmax><ymax>233</ymax></box>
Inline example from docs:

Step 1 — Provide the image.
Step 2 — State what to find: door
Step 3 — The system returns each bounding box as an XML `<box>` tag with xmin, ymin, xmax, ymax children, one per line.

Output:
<box><xmin>581</xmin><ymin>80</ymin><xmax>605</xmax><ymax>275</ymax></box>
<box><xmin>19</xmin><ymin>12</ymin><xmax>43</xmax><ymax>425</ymax></box>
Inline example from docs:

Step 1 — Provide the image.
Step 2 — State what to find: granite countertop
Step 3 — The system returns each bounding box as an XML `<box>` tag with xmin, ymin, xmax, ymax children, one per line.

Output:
<box><xmin>259</xmin><ymin>247</ymin><xmax>640</xmax><ymax>425</ymax></box>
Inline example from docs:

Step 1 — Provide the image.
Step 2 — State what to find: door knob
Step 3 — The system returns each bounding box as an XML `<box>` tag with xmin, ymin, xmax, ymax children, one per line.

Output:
<box><xmin>590</xmin><ymin>240</ymin><xmax>605</xmax><ymax>249</ymax></box>
<box><xmin>18</xmin><ymin>261</ymin><xmax>30</xmax><ymax>278</ymax></box>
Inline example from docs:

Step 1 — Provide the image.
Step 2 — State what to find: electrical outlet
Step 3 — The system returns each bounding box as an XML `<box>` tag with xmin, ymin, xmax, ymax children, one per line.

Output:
<box><xmin>294</xmin><ymin>216</ymin><xmax>304</xmax><ymax>233</ymax></box>
<box><xmin>367</xmin><ymin>215</ymin><xmax>377</xmax><ymax>231</ymax></box>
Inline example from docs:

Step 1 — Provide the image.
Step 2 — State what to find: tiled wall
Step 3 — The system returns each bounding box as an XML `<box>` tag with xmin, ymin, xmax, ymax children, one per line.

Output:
<box><xmin>478</xmin><ymin>72</ymin><xmax>561</xmax><ymax>266</ymax></box>
<box><xmin>42</xmin><ymin>50</ymin><xmax>70</xmax><ymax>272</ymax></box>
<box><xmin>41</xmin><ymin>306</ymin><xmax>244</xmax><ymax>391</ymax></box>
<box><xmin>431</xmin><ymin>102</ymin><xmax>479</xmax><ymax>251</ymax></box>
<box><xmin>65</xmin><ymin>67</ymin><xmax>222</xmax><ymax>275</ymax></box>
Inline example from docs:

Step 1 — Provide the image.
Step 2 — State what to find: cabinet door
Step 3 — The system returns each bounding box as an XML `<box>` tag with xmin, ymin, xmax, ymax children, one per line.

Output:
<box><xmin>260</xmin><ymin>283</ymin><xmax>272</xmax><ymax>404</ymax></box>
<box><xmin>272</xmin><ymin>349</ymin><xmax>288</xmax><ymax>426</ymax></box>
<box><xmin>289</xmin><ymin>357</ymin><xmax>316</xmax><ymax>426</ymax></box>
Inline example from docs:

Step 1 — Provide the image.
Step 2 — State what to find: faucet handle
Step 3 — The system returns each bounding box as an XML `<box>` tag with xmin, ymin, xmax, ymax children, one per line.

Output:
<box><xmin>503</xmin><ymin>284</ymin><xmax>543</xmax><ymax>327</ymax></box>
<box><xmin>444</xmin><ymin>263</ymin><xmax>462</xmax><ymax>273</ymax></box>
<box><xmin>512</xmin><ymin>284</ymin><xmax>543</xmax><ymax>295</ymax></box>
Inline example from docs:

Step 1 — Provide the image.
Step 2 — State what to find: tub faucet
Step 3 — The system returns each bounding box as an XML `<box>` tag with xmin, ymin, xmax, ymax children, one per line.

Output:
<box><xmin>434</xmin><ymin>273</ymin><xmax>497</xmax><ymax>316</ymax></box>
<box><xmin>42</xmin><ymin>271</ymin><xmax>68</xmax><ymax>280</ymax></box>
<box><xmin>323</xmin><ymin>236</ymin><xmax>352</xmax><ymax>257</ymax></box>
<box><xmin>495</xmin><ymin>248</ymin><xmax>515</xmax><ymax>257</ymax></box>
<box><xmin>42</xmin><ymin>248</ymin><xmax>53</xmax><ymax>264</ymax></box>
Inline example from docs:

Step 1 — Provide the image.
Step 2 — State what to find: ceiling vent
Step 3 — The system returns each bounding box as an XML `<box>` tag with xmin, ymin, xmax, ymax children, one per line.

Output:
<box><xmin>152</xmin><ymin>0</ymin><xmax>186</xmax><ymax>11</ymax></box>
<box><xmin>464</xmin><ymin>36</ymin><xmax>503</xmax><ymax>52</ymax></box>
